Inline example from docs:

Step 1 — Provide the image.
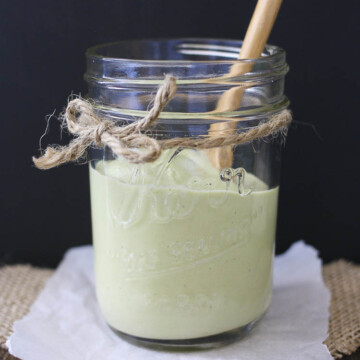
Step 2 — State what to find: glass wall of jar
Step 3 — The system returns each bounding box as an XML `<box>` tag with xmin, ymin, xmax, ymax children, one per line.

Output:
<box><xmin>86</xmin><ymin>39</ymin><xmax>289</xmax><ymax>349</ymax></box>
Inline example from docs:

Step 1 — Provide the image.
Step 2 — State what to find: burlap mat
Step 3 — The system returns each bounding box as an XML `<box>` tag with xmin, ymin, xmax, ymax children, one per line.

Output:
<box><xmin>0</xmin><ymin>261</ymin><xmax>359</xmax><ymax>359</ymax></box>
<box><xmin>323</xmin><ymin>260</ymin><xmax>360</xmax><ymax>358</ymax></box>
<box><xmin>0</xmin><ymin>265</ymin><xmax>53</xmax><ymax>351</ymax></box>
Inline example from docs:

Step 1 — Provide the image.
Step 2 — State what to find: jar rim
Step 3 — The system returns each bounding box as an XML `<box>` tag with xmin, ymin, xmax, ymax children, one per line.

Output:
<box><xmin>86</xmin><ymin>38</ymin><xmax>285</xmax><ymax>65</ymax></box>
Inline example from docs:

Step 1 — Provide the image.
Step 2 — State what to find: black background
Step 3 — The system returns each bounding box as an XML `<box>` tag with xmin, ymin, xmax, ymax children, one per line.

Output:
<box><xmin>0</xmin><ymin>0</ymin><xmax>359</xmax><ymax>268</ymax></box>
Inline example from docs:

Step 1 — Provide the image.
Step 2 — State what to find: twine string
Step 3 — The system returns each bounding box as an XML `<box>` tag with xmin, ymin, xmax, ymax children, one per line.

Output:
<box><xmin>32</xmin><ymin>75</ymin><xmax>291</xmax><ymax>169</ymax></box>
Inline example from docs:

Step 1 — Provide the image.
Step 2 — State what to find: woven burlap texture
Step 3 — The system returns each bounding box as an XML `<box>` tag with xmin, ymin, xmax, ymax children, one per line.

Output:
<box><xmin>0</xmin><ymin>260</ymin><xmax>359</xmax><ymax>359</ymax></box>
<box><xmin>0</xmin><ymin>265</ymin><xmax>53</xmax><ymax>349</ymax></box>
<box><xmin>323</xmin><ymin>260</ymin><xmax>360</xmax><ymax>359</ymax></box>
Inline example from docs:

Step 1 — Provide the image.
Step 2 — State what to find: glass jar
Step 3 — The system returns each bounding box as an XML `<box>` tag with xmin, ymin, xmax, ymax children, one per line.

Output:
<box><xmin>86</xmin><ymin>39</ymin><xmax>289</xmax><ymax>349</ymax></box>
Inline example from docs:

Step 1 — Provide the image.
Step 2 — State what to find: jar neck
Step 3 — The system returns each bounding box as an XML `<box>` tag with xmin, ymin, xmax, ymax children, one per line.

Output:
<box><xmin>85</xmin><ymin>38</ymin><xmax>289</xmax><ymax>123</ymax></box>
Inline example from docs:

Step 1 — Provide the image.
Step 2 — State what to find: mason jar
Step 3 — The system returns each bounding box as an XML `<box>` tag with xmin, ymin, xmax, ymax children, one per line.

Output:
<box><xmin>86</xmin><ymin>38</ymin><xmax>289</xmax><ymax>349</ymax></box>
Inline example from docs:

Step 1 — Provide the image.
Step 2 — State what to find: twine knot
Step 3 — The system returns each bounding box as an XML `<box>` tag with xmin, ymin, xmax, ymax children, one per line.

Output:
<box><xmin>33</xmin><ymin>75</ymin><xmax>177</xmax><ymax>169</ymax></box>
<box><xmin>94</xmin><ymin>122</ymin><xmax>110</xmax><ymax>147</ymax></box>
<box><xmin>32</xmin><ymin>75</ymin><xmax>292</xmax><ymax>170</ymax></box>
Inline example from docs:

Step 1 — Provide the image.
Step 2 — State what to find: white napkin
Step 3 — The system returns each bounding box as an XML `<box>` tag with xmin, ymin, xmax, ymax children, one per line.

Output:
<box><xmin>7</xmin><ymin>241</ymin><xmax>332</xmax><ymax>360</ymax></box>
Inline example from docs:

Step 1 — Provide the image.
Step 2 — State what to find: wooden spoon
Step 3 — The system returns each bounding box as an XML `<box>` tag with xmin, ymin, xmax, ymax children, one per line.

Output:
<box><xmin>206</xmin><ymin>0</ymin><xmax>283</xmax><ymax>170</ymax></box>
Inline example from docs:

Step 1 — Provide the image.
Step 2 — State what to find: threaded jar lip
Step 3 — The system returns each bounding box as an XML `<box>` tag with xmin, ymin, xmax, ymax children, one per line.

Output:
<box><xmin>86</xmin><ymin>38</ymin><xmax>286</xmax><ymax>63</ymax></box>
<box><xmin>85</xmin><ymin>38</ymin><xmax>288</xmax><ymax>84</ymax></box>
<box><xmin>85</xmin><ymin>38</ymin><xmax>289</xmax><ymax>122</ymax></box>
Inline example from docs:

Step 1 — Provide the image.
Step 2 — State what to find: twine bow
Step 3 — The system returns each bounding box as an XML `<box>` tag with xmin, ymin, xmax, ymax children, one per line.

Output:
<box><xmin>33</xmin><ymin>75</ymin><xmax>292</xmax><ymax>170</ymax></box>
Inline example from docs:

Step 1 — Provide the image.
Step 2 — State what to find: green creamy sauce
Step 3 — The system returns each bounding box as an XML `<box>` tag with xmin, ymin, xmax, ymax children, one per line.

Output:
<box><xmin>90</xmin><ymin>149</ymin><xmax>279</xmax><ymax>340</ymax></box>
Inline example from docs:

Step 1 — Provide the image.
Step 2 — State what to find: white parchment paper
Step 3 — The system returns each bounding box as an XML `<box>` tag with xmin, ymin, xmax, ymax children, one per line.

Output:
<box><xmin>7</xmin><ymin>241</ymin><xmax>332</xmax><ymax>359</ymax></box>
